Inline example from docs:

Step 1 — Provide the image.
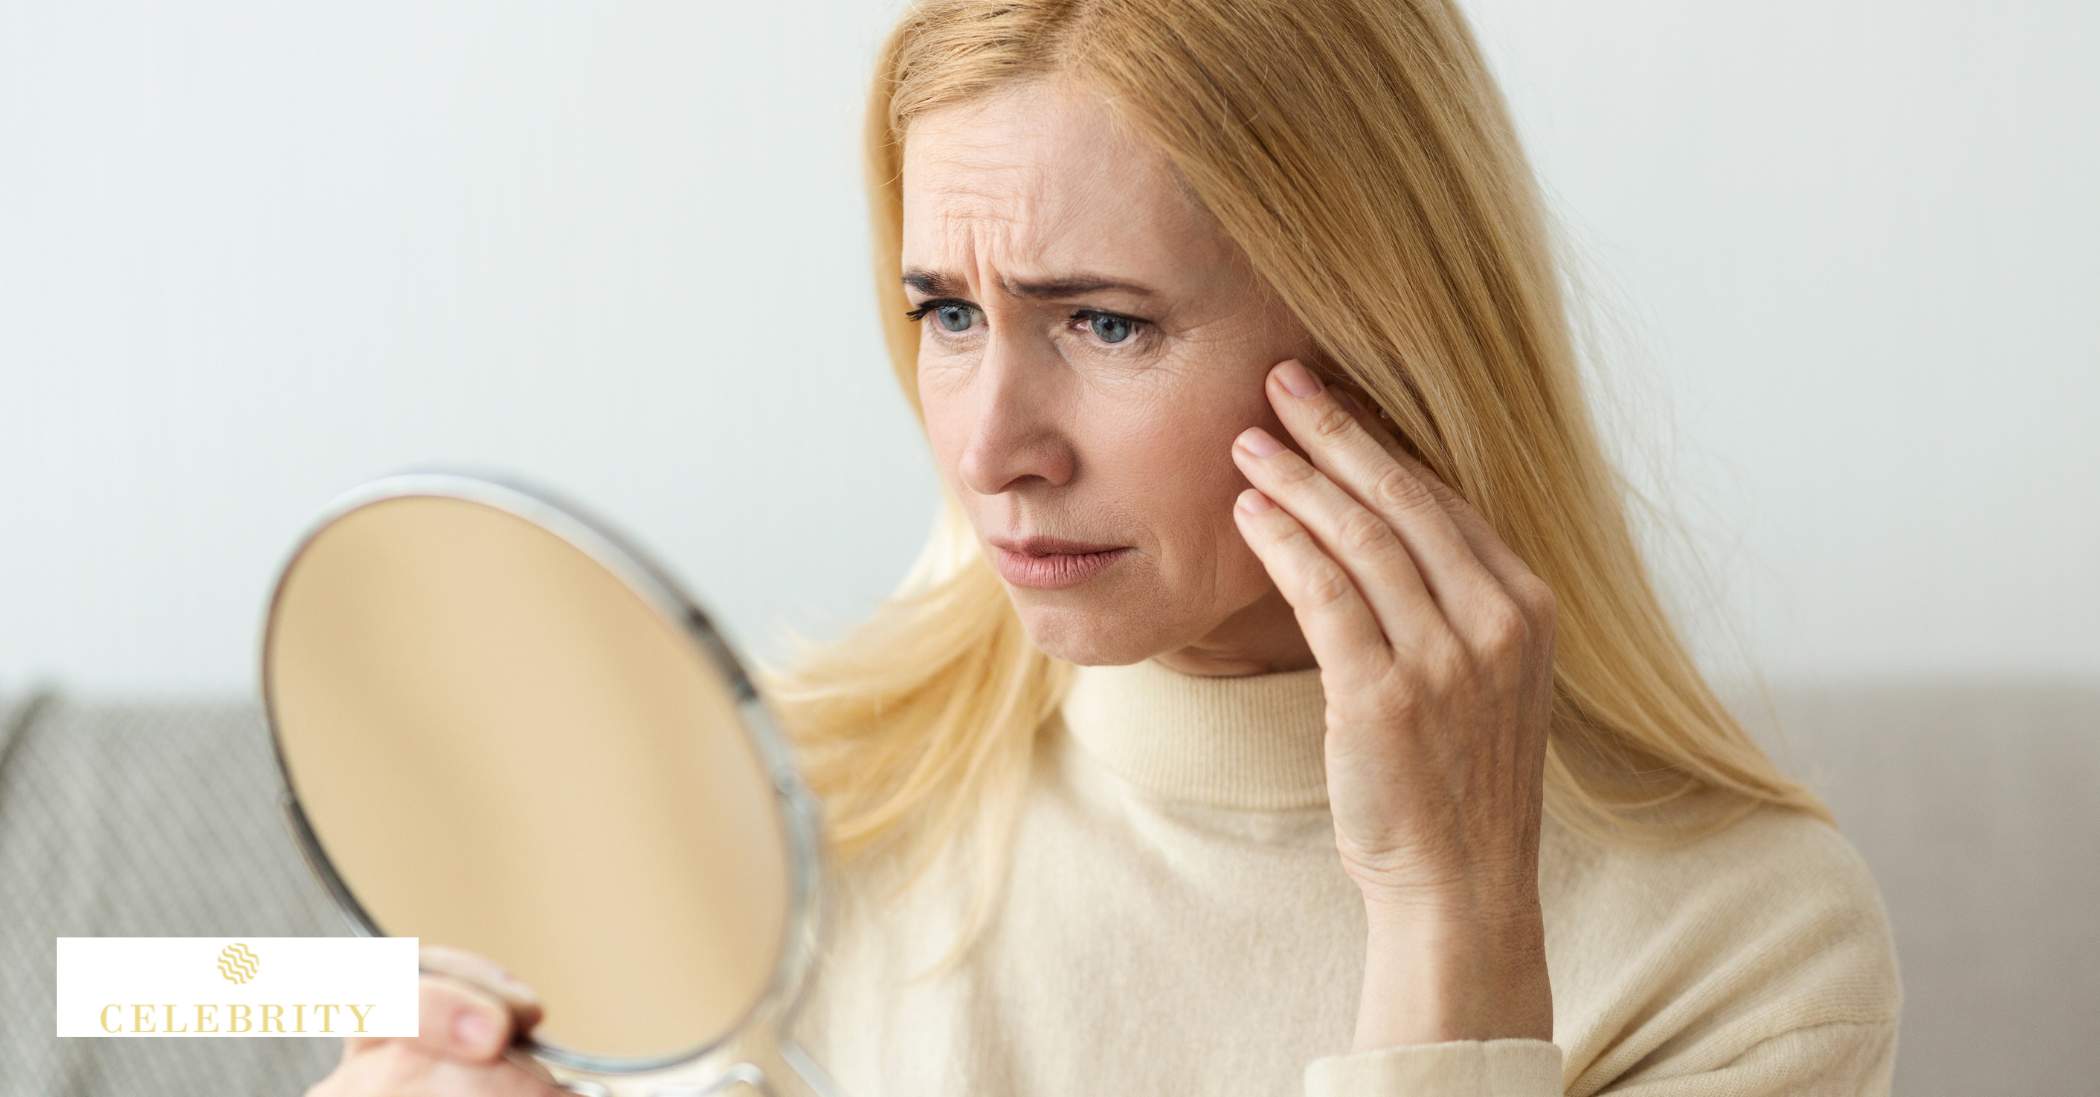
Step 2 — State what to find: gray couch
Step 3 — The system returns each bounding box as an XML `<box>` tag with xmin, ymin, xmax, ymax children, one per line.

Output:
<box><xmin>3</xmin><ymin>676</ymin><xmax>2095</xmax><ymax>1096</ymax></box>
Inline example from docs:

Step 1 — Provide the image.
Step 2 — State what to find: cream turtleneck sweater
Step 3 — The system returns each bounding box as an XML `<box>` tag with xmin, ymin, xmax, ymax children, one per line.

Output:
<box><xmin>783</xmin><ymin>659</ymin><xmax>1904</xmax><ymax>1096</ymax></box>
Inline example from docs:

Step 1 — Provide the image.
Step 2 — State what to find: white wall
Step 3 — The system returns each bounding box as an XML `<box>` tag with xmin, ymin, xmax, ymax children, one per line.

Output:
<box><xmin>3</xmin><ymin>1</ymin><xmax>2093</xmax><ymax>699</ymax></box>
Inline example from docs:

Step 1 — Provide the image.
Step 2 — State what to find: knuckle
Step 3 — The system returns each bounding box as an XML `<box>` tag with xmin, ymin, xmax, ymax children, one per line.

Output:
<box><xmin>1337</xmin><ymin>506</ymin><xmax>1395</xmax><ymax>556</ymax></box>
<box><xmin>1301</xmin><ymin>561</ymin><xmax>1359</xmax><ymax>611</ymax></box>
<box><xmin>1307</xmin><ymin>400</ymin><xmax>1359</xmax><ymax>442</ymax></box>
<box><xmin>1414</xmin><ymin>461</ymin><xmax>1464</xmax><ymax>506</ymax></box>
<box><xmin>1270</xmin><ymin>450</ymin><xmax>1319</xmax><ymax>485</ymax></box>
<box><xmin>1267</xmin><ymin>511</ymin><xmax>1312</xmax><ymax>551</ymax></box>
<box><xmin>1516</xmin><ymin>573</ymin><xmax>1558</xmax><ymax>624</ymax></box>
<box><xmin>1477</xmin><ymin>594</ymin><xmax>1530</xmax><ymax>651</ymax></box>
<box><xmin>1371</xmin><ymin>463</ymin><xmax>1434</xmax><ymax>512</ymax></box>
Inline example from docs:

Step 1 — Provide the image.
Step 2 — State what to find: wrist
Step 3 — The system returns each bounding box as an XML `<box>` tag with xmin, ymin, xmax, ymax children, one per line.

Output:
<box><xmin>1354</xmin><ymin>906</ymin><xmax>1553</xmax><ymax>1049</ymax></box>
<box><xmin>1362</xmin><ymin>879</ymin><xmax>1544</xmax><ymax>947</ymax></box>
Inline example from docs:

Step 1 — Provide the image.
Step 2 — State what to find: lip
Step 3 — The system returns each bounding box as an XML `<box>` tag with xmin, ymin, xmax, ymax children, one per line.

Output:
<box><xmin>991</xmin><ymin>534</ymin><xmax>1125</xmax><ymax>555</ymax></box>
<box><xmin>991</xmin><ymin>544</ymin><xmax>1133</xmax><ymax>590</ymax></box>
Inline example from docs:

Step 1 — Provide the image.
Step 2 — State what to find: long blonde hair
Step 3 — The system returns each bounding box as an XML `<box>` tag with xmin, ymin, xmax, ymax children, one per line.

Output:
<box><xmin>748</xmin><ymin>0</ymin><xmax>1834</xmax><ymax>979</ymax></box>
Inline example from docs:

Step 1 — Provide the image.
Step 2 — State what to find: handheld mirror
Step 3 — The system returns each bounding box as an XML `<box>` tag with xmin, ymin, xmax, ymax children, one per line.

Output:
<box><xmin>259</xmin><ymin>468</ymin><xmax>845</xmax><ymax>1097</ymax></box>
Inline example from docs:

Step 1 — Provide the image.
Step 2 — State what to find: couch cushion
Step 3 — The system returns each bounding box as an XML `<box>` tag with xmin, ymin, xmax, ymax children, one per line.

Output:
<box><xmin>1718</xmin><ymin>674</ymin><xmax>2100</xmax><ymax>1097</ymax></box>
<box><xmin>0</xmin><ymin>686</ymin><xmax>343</xmax><ymax>1095</ymax></box>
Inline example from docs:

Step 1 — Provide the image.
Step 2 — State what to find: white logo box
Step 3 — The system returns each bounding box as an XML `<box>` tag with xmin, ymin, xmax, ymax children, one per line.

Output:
<box><xmin>56</xmin><ymin>937</ymin><xmax>420</xmax><ymax>1038</ymax></box>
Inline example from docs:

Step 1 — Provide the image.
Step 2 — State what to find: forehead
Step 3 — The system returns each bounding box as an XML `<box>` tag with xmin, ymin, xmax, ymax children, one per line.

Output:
<box><xmin>899</xmin><ymin>81</ymin><xmax>1225</xmax><ymax>276</ymax></box>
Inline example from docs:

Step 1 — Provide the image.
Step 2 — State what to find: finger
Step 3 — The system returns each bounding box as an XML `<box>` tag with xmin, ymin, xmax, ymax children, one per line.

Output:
<box><xmin>1232</xmin><ymin>424</ymin><xmax>1443</xmax><ymax>655</ymax></box>
<box><xmin>1266</xmin><ymin>361</ymin><xmax>1507</xmax><ymax>632</ymax></box>
<box><xmin>344</xmin><ymin>970</ymin><xmax>517</xmax><ymax>1064</ymax></box>
<box><xmin>1334</xmin><ymin>385</ymin><xmax>1542</xmax><ymax>600</ymax></box>
<box><xmin>327</xmin><ymin>1041</ymin><xmax>572</xmax><ymax>1097</ymax></box>
<box><xmin>1231</xmin><ymin>485</ymin><xmax>1396</xmax><ymax>682</ymax></box>
<box><xmin>424</xmin><ymin>971</ymin><xmax>520</xmax><ymax>1062</ymax></box>
<box><xmin>419</xmin><ymin>942</ymin><xmax>544</xmax><ymax>1028</ymax></box>
<box><xmin>1335</xmin><ymin>387</ymin><xmax>1559</xmax><ymax>652</ymax></box>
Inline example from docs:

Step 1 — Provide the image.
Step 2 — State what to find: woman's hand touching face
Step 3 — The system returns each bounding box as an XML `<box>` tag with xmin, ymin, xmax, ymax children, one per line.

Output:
<box><xmin>1227</xmin><ymin>358</ymin><xmax>1557</xmax><ymax>926</ymax></box>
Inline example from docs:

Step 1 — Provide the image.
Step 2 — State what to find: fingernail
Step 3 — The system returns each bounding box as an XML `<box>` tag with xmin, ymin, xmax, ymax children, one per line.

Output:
<box><xmin>1237</xmin><ymin>488</ymin><xmax>1276</xmax><ymax>513</ymax></box>
<box><xmin>1236</xmin><ymin>427</ymin><xmax>1284</xmax><ymax>458</ymax></box>
<box><xmin>1275</xmin><ymin>359</ymin><xmax>1322</xmax><ymax>398</ymax></box>
<box><xmin>453</xmin><ymin>1010</ymin><xmax>496</xmax><ymax>1051</ymax></box>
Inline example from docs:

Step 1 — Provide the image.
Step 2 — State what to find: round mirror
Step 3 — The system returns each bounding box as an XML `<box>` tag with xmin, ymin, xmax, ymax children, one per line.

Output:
<box><xmin>260</xmin><ymin>468</ymin><xmax>843</xmax><ymax>1097</ymax></box>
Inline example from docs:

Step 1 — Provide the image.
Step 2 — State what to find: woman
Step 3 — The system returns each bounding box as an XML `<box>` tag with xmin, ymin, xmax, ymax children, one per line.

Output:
<box><xmin>760</xmin><ymin>0</ymin><xmax>1905</xmax><ymax>1090</ymax></box>
<box><xmin>313</xmin><ymin>1</ymin><xmax>1902</xmax><ymax>1094</ymax></box>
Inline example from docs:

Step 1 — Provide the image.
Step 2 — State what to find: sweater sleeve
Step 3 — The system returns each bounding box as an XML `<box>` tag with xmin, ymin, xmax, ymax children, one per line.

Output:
<box><xmin>1581</xmin><ymin>1018</ymin><xmax>1898</xmax><ymax>1096</ymax></box>
<box><xmin>1303</xmin><ymin>1038</ymin><xmax>1565</xmax><ymax>1097</ymax></box>
<box><xmin>1301</xmin><ymin>1015</ymin><xmax>1897</xmax><ymax>1096</ymax></box>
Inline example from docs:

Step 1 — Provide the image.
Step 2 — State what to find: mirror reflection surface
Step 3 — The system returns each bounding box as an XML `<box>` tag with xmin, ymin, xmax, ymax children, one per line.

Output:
<box><xmin>264</xmin><ymin>488</ymin><xmax>794</xmax><ymax>1068</ymax></box>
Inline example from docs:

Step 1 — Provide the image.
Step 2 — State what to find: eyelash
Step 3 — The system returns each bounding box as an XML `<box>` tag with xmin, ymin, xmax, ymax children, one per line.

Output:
<box><xmin>902</xmin><ymin>298</ymin><xmax>1153</xmax><ymax>351</ymax></box>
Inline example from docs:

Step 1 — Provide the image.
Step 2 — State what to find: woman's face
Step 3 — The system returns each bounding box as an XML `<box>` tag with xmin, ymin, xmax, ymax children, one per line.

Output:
<box><xmin>902</xmin><ymin>77</ymin><xmax>1320</xmax><ymax>675</ymax></box>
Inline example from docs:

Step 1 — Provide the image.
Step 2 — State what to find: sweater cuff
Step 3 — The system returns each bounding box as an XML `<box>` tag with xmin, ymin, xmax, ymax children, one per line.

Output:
<box><xmin>1303</xmin><ymin>1038</ymin><xmax>1564</xmax><ymax>1096</ymax></box>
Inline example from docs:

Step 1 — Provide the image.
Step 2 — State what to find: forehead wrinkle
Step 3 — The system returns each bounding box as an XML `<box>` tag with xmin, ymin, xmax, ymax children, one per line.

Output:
<box><xmin>909</xmin><ymin>122</ymin><xmax>1043</xmax><ymax>212</ymax></box>
<box><xmin>926</xmin><ymin>212</ymin><xmax>1052</xmax><ymax>290</ymax></box>
<box><xmin>913</xmin><ymin>175</ymin><xmax>1062</xmax><ymax>292</ymax></box>
<box><xmin>903</xmin><ymin>113</ymin><xmax>1202</xmax><ymax>300</ymax></box>
<box><xmin>938</xmin><ymin>181</ymin><xmax>1157</xmax><ymax>292</ymax></box>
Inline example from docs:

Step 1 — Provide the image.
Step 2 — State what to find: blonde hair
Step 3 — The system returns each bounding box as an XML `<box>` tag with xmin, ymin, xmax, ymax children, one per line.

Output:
<box><xmin>748</xmin><ymin>0</ymin><xmax>1834</xmax><ymax>980</ymax></box>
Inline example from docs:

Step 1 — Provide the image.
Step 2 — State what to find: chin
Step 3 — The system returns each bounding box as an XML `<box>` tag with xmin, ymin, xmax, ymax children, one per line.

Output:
<box><xmin>1013</xmin><ymin>606</ymin><xmax>1157</xmax><ymax>667</ymax></box>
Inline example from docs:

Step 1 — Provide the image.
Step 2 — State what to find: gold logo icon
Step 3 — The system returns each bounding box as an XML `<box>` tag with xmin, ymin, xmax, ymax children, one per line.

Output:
<box><xmin>217</xmin><ymin>943</ymin><xmax>261</xmax><ymax>985</ymax></box>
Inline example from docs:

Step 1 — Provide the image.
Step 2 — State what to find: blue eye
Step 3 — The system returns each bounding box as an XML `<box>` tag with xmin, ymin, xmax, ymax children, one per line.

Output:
<box><xmin>902</xmin><ymin>301</ymin><xmax>978</xmax><ymax>333</ymax></box>
<box><xmin>902</xmin><ymin>299</ymin><xmax>1153</xmax><ymax>351</ymax></box>
<box><xmin>1082</xmin><ymin>310</ymin><xmax>1133</xmax><ymax>344</ymax></box>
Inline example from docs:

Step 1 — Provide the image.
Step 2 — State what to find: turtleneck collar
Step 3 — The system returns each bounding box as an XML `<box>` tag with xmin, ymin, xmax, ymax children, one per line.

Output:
<box><xmin>1053</xmin><ymin>658</ymin><xmax>1331</xmax><ymax>811</ymax></box>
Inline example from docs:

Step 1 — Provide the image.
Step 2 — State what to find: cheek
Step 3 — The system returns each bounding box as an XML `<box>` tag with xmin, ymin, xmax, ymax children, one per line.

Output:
<box><xmin>916</xmin><ymin>389</ymin><xmax>966</xmax><ymax>470</ymax></box>
<box><xmin>1126</xmin><ymin>416</ymin><xmax>1269</xmax><ymax>565</ymax></box>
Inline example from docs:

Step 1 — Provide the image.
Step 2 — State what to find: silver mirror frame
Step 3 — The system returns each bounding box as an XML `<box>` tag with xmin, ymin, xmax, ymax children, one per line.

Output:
<box><xmin>257</xmin><ymin>464</ymin><xmax>838</xmax><ymax>1093</ymax></box>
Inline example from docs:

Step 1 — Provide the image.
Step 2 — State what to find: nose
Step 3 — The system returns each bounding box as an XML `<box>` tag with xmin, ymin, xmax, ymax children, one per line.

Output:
<box><xmin>954</xmin><ymin>326</ymin><xmax>1076</xmax><ymax>497</ymax></box>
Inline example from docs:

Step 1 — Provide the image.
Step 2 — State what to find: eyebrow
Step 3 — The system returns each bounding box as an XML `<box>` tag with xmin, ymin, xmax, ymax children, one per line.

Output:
<box><xmin>901</xmin><ymin>267</ymin><xmax>1161</xmax><ymax>302</ymax></box>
